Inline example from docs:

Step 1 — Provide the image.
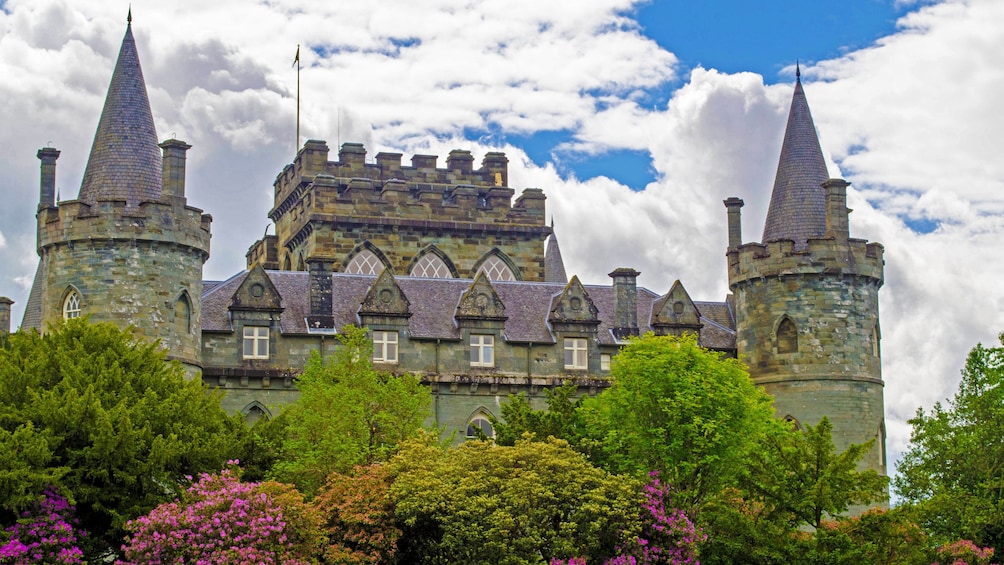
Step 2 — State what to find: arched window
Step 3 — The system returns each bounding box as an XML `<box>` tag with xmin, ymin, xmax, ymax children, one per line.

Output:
<box><xmin>62</xmin><ymin>289</ymin><xmax>81</xmax><ymax>320</ymax></box>
<box><xmin>295</xmin><ymin>253</ymin><xmax>306</xmax><ymax>272</ymax></box>
<box><xmin>777</xmin><ymin>317</ymin><xmax>798</xmax><ymax>354</ymax></box>
<box><xmin>282</xmin><ymin>255</ymin><xmax>292</xmax><ymax>271</ymax></box>
<box><xmin>476</xmin><ymin>254</ymin><xmax>516</xmax><ymax>281</ymax></box>
<box><xmin>783</xmin><ymin>415</ymin><xmax>802</xmax><ymax>431</ymax></box>
<box><xmin>345</xmin><ymin>249</ymin><xmax>385</xmax><ymax>275</ymax></box>
<box><xmin>174</xmin><ymin>294</ymin><xmax>191</xmax><ymax>335</ymax></box>
<box><xmin>410</xmin><ymin>253</ymin><xmax>452</xmax><ymax>278</ymax></box>
<box><xmin>871</xmin><ymin>324</ymin><xmax>881</xmax><ymax>357</ymax></box>
<box><xmin>466</xmin><ymin>413</ymin><xmax>495</xmax><ymax>440</ymax></box>
<box><xmin>242</xmin><ymin>402</ymin><xmax>271</xmax><ymax>425</ymax></box>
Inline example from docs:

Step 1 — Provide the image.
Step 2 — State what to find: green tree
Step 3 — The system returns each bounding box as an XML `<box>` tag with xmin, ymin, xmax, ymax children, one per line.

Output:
<box><xmin>271</xmin><ymin>325</ymin><xmax>431</xmax><ymax>496</ymax></box>
<box><xmin>389</xmin><ymin>433</ymin><xmax>641</xmax><ymax>565</ymax></box>
<box><xmin>0</xmin><ymin>320</ymin><xmax>243</xmax><ymax>558</ymax></box>
<box><xmin>583</xmin><ymin>333</ymin><xmax>775</xmax><ymax>514</ymax></box>
<box><xmin>895</xmin><ymin>332</ymin><xmax>1004</xmax><ymax>556</ymax></box>
<box><xmin>491</xmin><ymin>382</ymin><xmax>584</xmax><ymax>446</ymax></box>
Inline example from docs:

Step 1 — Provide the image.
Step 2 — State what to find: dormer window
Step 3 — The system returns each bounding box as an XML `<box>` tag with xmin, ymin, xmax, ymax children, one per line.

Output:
<box><xmin>243</xmin><ymin>326</ymin><xmax>270</xmax><ymax>360</ymax></box>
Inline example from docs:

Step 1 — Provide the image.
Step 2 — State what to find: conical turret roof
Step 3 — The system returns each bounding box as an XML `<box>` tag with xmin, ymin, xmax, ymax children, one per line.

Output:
<box><xmin>761</xmin><ymin>71</ymin><xmax>829</xmax><ymax>246</ymax></box>
<box><xmin>544</xmin><ymin>221</ymin><xmax>568</xmax><ymax>284</ymax></box>
<box><xmin>77</xmin><ymin>16</ymin><xmax>162</xmax><ymax>205</ymax></box>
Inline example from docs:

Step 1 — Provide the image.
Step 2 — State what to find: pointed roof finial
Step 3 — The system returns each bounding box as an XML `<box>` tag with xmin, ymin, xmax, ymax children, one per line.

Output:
<box><xmin>550</xmin><ymin>215</ymin><xmax>554</xmax><ymax>230</ymax></box>
<box><xmin>796</xmin><ymin>60</ymin><xmax>801</xmax><ymax>81</ymax></box>
<box><xmin>127</xmin><ymin>6</ymin><xmax>132</xmax><ymax>25</ymax></box>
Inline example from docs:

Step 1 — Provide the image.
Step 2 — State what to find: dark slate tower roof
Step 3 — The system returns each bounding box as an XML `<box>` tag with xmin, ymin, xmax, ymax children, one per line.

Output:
<box><xmin>77</xmin><ymin>15</ymin><xmax>162</xmax><ymax>205</ymax></box>
<box><xmin>761</xmin><ymin>69</ymin><xmax>829</xmax><ymax>246</ymax></box>
<box><xmin>544</xmin><ymin>222</ymin><xmax>568</xmax><ymax>284</ymax></box>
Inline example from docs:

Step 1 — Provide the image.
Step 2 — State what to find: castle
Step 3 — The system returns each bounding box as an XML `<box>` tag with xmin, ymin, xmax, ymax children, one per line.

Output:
<box><xmin>3</xmin><ymin>19</ymin><xmax>886</xmax><ymax>477</ymax></box>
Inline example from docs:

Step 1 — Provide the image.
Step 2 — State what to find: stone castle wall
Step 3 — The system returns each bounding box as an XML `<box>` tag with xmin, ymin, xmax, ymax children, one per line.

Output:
<box><xmin>37</xmin><ymin>197</ymin><xmax>211</xmax><ymax>369</ymax></box>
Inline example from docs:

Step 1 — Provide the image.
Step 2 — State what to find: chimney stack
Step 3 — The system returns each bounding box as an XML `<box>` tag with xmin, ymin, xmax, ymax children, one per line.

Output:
<box><xmin>306</xmin><ymin>258</ymin><xmax>335</xmax><ymax>331</ymax></box>
<box><xmin>823</xmin><ymin>179</ymin><xmax>850</xmax><ymax>242</ymax></box>
<box><xmin>0</xmin><ymin>297</ymin><xmax>12</xmax><ymax>336</ymax></box>
<box><xmin>609</xmin><ymin>268</ymin><xmax>639</xmax><ymax>341</ymax></box>
<box><xmin>160</xmin><ymin>139</ymin><xmax>192</xmax><ymax>198</ymax></box>
<box><xmin>724</xmin><ymin>197</ymin><xmax>744</xmax><ymax>249</ymax></box>
<box><xmin>37</xmin><ymin>148</ymin><xmax>60</xmax><ymax>210</ymax></box>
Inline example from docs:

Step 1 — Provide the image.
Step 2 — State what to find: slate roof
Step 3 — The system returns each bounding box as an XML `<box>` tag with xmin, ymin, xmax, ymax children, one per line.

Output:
<box><xmin>201</xmin><ymin>271</ymin><xmax>737</xmax><ymax>350</ymax></box>
<box><xmin>544</xmin><ymin>232</ymin><xmax>568</xmax><ymax>284</ymax></box>
<box><xmin>77</xmin><ymin>19</ymin><xmax>162</xmax><ymax>206</ymax></box>
<box><xmin>761</xmin><ymin>73</ymin><xmax>829</xmax><ymax>247</ymax></box>
<box><xmin>20</xmin><ymin>264</ymin><xmax>44</xmax><ymax>331</ymax></box>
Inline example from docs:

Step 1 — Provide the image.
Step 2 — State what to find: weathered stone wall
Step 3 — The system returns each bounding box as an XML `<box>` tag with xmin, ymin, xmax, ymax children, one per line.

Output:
<box><xmin>37</xmin><ymin>197</ymin><xmax>211</xmax><ymax>371</ymax></box>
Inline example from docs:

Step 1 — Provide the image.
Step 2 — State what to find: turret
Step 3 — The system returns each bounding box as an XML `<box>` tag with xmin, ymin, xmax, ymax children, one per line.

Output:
<box><xmin>725</xmin><ymin>71</ymin><xmax>888</xmax><ymax>489</ymax></box>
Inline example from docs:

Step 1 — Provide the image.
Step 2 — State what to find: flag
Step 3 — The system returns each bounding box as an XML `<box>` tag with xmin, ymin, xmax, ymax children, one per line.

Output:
<box><xmin>292</xmin><ymin>45</ymin><xmax>300</xmax><ymax>68</ymax></box>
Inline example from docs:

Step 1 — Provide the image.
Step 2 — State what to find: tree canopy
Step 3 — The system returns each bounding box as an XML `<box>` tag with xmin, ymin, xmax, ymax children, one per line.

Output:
<box><xmin>895</xmin><ymin>332</ymin><xmax>1004</xmax><ymax>556</ymax></box>
<box><xmin>0</xmin><ymin>320</ymin><xmax>244</xmax><ymax>558</ymax></box>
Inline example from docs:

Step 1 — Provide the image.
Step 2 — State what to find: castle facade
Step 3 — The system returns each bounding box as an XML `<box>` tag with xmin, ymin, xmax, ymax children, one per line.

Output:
<box><xmin>6</xmin><ymin>20</ymin><xmax>886</xmax><ymax>477</ymax></box>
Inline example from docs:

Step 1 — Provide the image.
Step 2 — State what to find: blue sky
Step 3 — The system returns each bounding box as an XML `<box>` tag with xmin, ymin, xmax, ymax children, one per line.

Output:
<box><xmin>517</xmin><ymin>1</ymin><xmax>913</xmax><ymax>189</ymax></box>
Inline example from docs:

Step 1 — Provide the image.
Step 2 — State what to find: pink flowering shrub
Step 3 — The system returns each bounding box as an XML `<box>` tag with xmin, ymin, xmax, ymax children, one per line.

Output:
<box><xmin>550</xmin><ymin>473</ymin><xmax>705</xmax><ymax>565</ymax></box>
<box><xmin>117</xmin><ymin>464</ymin><xmax>323</xmax><ymax>565</ymax></box>
<box><xmin>0</xmin><ymin>489</ymin><xmax>85</xmax><ymax>564</ymax></box>
<box><xmin>932</xmin><ymin>539</ymin><xmax>994</xmax><ymax>565</ymax></box>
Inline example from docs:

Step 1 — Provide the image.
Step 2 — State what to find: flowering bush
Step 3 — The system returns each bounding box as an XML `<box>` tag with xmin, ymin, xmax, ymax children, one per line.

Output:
<box><xmin>117</xmin><ymin>464</ymin><xmax>323</xmax><ymax>565</ymax></box>
<box><xmin>933</xmin><ymin>539</ymin><xmax>994</xmax><ymax>565</ymax></box>
<box><xmin>0</xmin><ymin>489</ymin><xmax>84</xmax><ymax>564</ymax></box>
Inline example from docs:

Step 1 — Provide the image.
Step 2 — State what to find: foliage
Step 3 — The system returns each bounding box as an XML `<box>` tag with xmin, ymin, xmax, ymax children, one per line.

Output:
<box><xmin>932</xmin><ymin>539</ymin><xmax>994</xmax><ymax>565</ymax></box>
<box><xmin>582</xmin><ymin>333</ymin><xmax>774</xmax><ymax>513</ymax></box>
<box><xmin>607</xmin><ymin>472</ymin><xmax>705</xmax><ymax>565</ymax></box>
<box><xmin>0</xmin><ymin>488</ymin><xmax>84</xmax><ymax>564</ymax></box>
<box><xmin>895</xmin><ymin>333</ymin><xmax>1004</xmax><ymax>555</ymax></box>
<box><xmin>0</xmin><ymin>320</ymin><xmax>243</xmax><ymax>557</ymax></box>
<box><xmin>313</xmin><ymin>463</ymin><xmax>399</xmax><ymax>565</ymax></box>
<box><xmin>492</xmin><ymin>382</ymin><xmax>585</xmax><ymax>446</ymax></box>
<box><xmin>271</xmin><ymin>325</ymin><xmax>431</xmax><ymax>496</ymax></box>
<box><xmin>389</xmin><ymin>433</ymin><xmax>641</xmax><ymax>565</ymax></box>
<box><xmin>118</xmin><ymin>464</ymin><xmax>324</xmax><ymax>565</ymax></box>
<box><xmin>745</xmin><ymin>417</ymin><xmax>888</xmax><ymax>529</ymax></box>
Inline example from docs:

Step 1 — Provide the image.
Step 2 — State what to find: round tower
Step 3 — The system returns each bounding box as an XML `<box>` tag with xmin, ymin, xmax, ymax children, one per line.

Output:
<box><xmin>30</xmin><ymin>15</ymin><xmax>211</xmax><ymax>374</ymax></box>
<box><xmin>725</xmin><ymin>74</ymin><xmax>887</xmax><ymax>478</ymax></box>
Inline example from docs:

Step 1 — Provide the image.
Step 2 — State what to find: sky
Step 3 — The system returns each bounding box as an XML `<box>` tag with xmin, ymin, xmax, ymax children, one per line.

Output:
<box><xmin>2</xmin><ymin>0</ymin><xmax>1004</xmax><ymax>486</ymax></box>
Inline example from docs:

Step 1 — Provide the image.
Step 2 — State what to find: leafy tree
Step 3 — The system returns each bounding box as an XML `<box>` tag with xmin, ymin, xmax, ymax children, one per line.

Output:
<box><xmin>313</xmin><ymin>463</ymin><xmax>399</xmax><ymax>565</ymax></box>
<box><xmin>895</xmin><ymin>333</ymin><xmax>1004</xmax><ymax>555</ymax></box>
<box><xmin>389</xmin><ymin>433</ymin><xmax>641</xmax><ymax>565</ymax></box>
<box><xmin>492</xmin><ymin>382</ymin><xmax>585</xmax><ymax>447</ymax></box>
<box><xmin>118</xmin><ymin>465</ymin><xmax>324</xmax><ymax>564</ymax></box>
<box><xmin>270</xmin><ymin>325</ymin><xmax>432</xmax><ymax>496</ymax></box>
<box><xmin>582</xmin><ymin>333</ymin><xmax>775</xmax><ymax>514</ymax></box>
<box><xmin>0</xmin><ymin>320</ymin><xmax>244</xmax><ymax>558</ymax></box>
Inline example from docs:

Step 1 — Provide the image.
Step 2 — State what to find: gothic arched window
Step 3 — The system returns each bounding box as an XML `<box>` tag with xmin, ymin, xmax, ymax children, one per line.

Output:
<box><xmin>777</xmin><ymin>317</ymin><xmax>798</xmax><ymax>354</ymax></box>
<box><xmin>175</xmin><ymin>294</ymin><xmax>192</xmax><ymax>334</ymax></box>
<box><xmin>466</xmin><ymin>413</ymin><xmax>495</xmax><ymax>440</ymax></box>
<box><xmin>477</xmin><ymin>255</ymin><xmax>516</xmax><ymax>281</ymax></box>
<box><xmin>62</xmin><ymin>289</ymin><xmax>82</xmax><ymax>320</ymax></box>
<box><xmin>345</xmin><ymin>249</ymin><xmax>385</xmax><ymax>275</ymax></box>
<box><xmin>411</xmin><ymin>253</ymin><xmax>452</xmax><ymax>278</ymax></box>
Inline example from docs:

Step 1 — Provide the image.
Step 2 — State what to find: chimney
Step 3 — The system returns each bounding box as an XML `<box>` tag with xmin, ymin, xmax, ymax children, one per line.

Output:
<box><xmin>37</xmin><ymin>147</ymin><xmax>60</xmax><ymax>210</ymax></box>
<box><xmin>0</xmin><ymin>296</ymin><xmax>12</xmax><ymax>336</ymax></box>
<box><xmin>159</xmin><ymin>139</ymin><xmax>192</xmax><ymax>198</ymax></box>
<box><xmin>723</xmin><ymin>197</ymin><xmax>744</xmax><ymax>249</ymax></box>
<box><xmin>609</xmin><ymin>268</ymin><xmax>639</xmax><ymax>341</ymax></box>
<box><xmin>823</xmin><ymin>179</ymin><xmax>850</xmax><ymax>242</ymax></box>
<box><xmin>306</xmin><ymin>258</ymin><xmax>335</xmax><ymax>331</ymax></box>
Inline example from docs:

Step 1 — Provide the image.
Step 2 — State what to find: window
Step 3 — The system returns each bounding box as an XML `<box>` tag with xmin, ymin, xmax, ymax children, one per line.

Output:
<box><xmin>477</xmin><ymin>255</ymin><xmax>516</xmax><ymax>281</ymax></box>
<box><xmin>175</xmin><ymin>294</ymin><xmax>191</xmax><ymax>334</ymax></box>
<box><xmin>777</xmin><ymin>317</ymin><xmax>798</xmax><ymax>354</ymax></box>
<box><xmin>600</xmin><ymin>353</ymin><xmax>611</xmax><ymax>371</ymax></box>
<box><xmin>345</xmin><ymin>249</ymin><xmax>385</xmax><ymax>275</ymax></box>
<box><xmin>466</xmin><ymin>415</ymin><xmax>495</xmax><ymax>440</ymax></box>
<box><xmin>62</xmin><ymin>290</ymin><xmax>81</xmax><ymax>320</ymax></box>
<box><xmin>243</xmin><ymin>326</ymin><xmax>270</xmax><ymax>359</ymax></box>
<box><xmin>373</xmin><ymin>330</ymin><xmax>398</xmax><ymax>363</ymax></box>
<box><xmin>564</xmin><ymin>338</ymin><xmax>588</xmax><ymax>370</ymax></box>
<box><xmin>411</xmin><ymin>253</ymin><xmax>452</xmax><ymax>278</ymax></box>
<box><xmin>470</xmin><ymin>334</ymin><xmax>495</xmax><ymax>367</ymax></box>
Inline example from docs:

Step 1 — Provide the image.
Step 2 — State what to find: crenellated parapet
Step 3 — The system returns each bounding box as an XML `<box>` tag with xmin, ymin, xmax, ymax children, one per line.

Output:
<box><xmin>727</xmin><ymin>236</ymin><xmax>884</xmax><ymax>289</ymax></box>
<box><xmin>37</xmin><ymin>197</ymin><xmax>211</xmax><ymax>259</ymax></box>
<box><xmin>269</xmin><ymin>141</ymin><xmax>541</xmax><ymax>226</ymax></box>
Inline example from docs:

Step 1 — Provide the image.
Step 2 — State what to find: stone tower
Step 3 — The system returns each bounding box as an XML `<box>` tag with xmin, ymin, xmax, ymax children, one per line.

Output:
<box><xmin>724</xmin><ymin>71</ymin><xmax>887</xmax><ymax>476</ymax></box>
<box><xmin>24</xmin><ymin>14</ymin><xmax>211</xmax><ymax>373</ymax></box>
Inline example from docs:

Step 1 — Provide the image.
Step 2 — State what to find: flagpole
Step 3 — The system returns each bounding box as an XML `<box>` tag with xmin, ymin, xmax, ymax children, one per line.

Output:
<box><xmin>294</xmin><ymin>44</ymin><xmax>301</xmax><ymax>152</ymax></box>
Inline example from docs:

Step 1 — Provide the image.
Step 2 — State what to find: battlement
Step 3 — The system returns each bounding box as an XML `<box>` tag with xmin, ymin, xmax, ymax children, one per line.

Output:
<box><xmin>269</xmin><ymin>141</ymin><xmax>543</xmax><ymax>227</ymax></box>
<box><xmin>37</xmin><ymin>196</ymin><xmax>212</xmax><ymax>258</ymax></box>
<box><xmin>727</xmin><ymin>236</ymin><xmax>884</xmax><ymax>288</ymax></box>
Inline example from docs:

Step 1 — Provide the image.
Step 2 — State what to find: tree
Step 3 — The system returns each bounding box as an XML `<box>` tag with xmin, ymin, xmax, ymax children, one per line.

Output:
<box><xmin>312</xmin><ymin>464</ymin><xmax>399</xmax><ymax>565</ymax></box>
<box><xmin>389</xmin><ymin>433</ymin><xmax>641</xmax><ymax>565</ymax></box>
<box><xmin>118</xmin><ymin>465</ymin><xmax>324</xmax><ymax>564</ymax></box>
<box><xmin>895</xmin><ymin>333</ymin><xmax>1004</xmax><ymax>556</ymax></box>
<box><xmin>0</xmin><ymin>320</ymin><xmax>244</xmax><ymax>558</ymax></box>
<box><xmin>271</xmin><ymin>325</ymin><xmax>431</xmax><ymax>496</ymax></box>
<box><xmin>492</xmin><ymin>382</ymin><xmax>585</xmax><ymax>447</ymax></box>
<box><xmin>582</xmin><ymin>333</ymin><xmax>775</xmax><ymax>514</ymax></box>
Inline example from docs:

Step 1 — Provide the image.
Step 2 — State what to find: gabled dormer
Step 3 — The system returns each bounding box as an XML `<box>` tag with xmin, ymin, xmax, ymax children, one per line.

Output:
<box><xmin>549</xmin><ymin>276</ymin><xmax>599</xmax><ymax>333</ymax></box>
<box><xmin>230</xmin><ymin>265</ymin><xmax>283</xmax><ymax>314</ymax></box>
<box><xmin>455</xmin><ymin>272</ymin><xmax>507</xmax><ymax>326</ymax></box>
<box><xmin>651</xmin><ymin>280</ymin><xmax>702</xmax><ymax>337</ymax></box>
<box><xmin>359</xmin><ymin>269</ymin><xmax>412</xmax><ymax>325</ymax></box>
